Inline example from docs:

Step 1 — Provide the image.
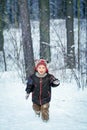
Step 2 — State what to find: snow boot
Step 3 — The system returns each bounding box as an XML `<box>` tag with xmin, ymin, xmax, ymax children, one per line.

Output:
<box><xmin>41</xmin><ymin>103</ymin><xmax>49</xmax><ymax>121</ymax></box>
<box><xmin>33</xmin><ymin>103</ymin><xmax>41</xmax><ymax>117</ymax></box>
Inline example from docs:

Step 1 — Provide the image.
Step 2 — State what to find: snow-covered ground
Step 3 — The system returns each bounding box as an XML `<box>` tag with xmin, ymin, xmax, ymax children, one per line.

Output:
<box><xmin>0</xmin><ymin>71</ymin><xmax>87</xmax><ymax>130</ymax></box>
<box><xmin>0</xmin><ymin>19</ymin><xmax>87</xmax><ymax>130</ymax></box>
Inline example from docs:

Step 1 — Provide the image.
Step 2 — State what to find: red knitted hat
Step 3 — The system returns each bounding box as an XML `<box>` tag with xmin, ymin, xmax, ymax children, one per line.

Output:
<box><xmin>35</xmin><ymin>59</ymin><xmax>48</xmax><ymax>72</ymax></box>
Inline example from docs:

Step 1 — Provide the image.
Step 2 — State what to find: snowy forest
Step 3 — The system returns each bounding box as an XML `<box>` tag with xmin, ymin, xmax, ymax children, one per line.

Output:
<box><xmin>0</xmin><ymin>0</ymin><xmax>87</xmax><ymax>130</ymax></box>
<box><xmin>0</xmin><ymin>0</ymin><xmax>87</xmax><ymax>89</ymax></box>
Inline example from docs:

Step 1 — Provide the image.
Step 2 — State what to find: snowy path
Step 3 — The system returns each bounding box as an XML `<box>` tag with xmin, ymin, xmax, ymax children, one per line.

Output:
<box><xmin>0</xmin><ymin>72</ymin><xmax>87</xmax><ymax>130</ymax></box>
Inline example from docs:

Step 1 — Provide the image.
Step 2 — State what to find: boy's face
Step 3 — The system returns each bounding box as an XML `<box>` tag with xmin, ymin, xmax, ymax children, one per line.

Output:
<box><xmin>37</xmin><ymin>65</ymin><xmax>46</xmax><ymax>75</ymax></box>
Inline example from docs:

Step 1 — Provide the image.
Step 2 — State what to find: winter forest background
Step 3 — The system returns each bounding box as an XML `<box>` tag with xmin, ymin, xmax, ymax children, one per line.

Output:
<box><xmin>0</xmin><ymin>0</ymin><xmax>87</xmax><ymax>89</ymax></box>
<box><xmin>0</xmin><ymin>0</ymin><xmax>87</xmax><ymax>130</ymax></box>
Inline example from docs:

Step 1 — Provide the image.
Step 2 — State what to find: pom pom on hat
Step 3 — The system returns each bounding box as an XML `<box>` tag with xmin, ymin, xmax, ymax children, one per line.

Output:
<box><xmin>35</xmin><ymin>59</ymin><xmax>48</xmax><ymax>72</ymax></box>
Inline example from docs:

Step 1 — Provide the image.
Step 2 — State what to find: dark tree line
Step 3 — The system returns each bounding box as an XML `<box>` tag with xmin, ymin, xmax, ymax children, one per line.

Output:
<box><xmin>1</xmin><ymin>0</ymin><xmax>86</xmax><ymax>25</ymax></box>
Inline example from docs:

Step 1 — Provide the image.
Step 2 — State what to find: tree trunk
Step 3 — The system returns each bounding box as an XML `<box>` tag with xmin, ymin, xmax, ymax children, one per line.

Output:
<box><xmin>0</xmin><ymin>24</ymin><xmax>4</xmax><ymax>51</ymax></box>
<box><xmin>39</xmin><ymin>0</ymin><xmax>51</xmax><ymax>62</ymax></box>
<box><xmin>66</xmin><ymin>0</ymin><xmax>75</xmax><ymax>68</ymax></box>
<box><xmin>0</xmin><ymin>0</ymin><xmax>5</xmax><ymax>51</ymax></box>
<box><xmin>19</xmin><ymin>0</ymin><xmax>34</xmax><ymax>79</ymax></box>
<box><xmin>3</xmin><ymin>48</ymin><xmax>7</xmax><ymax>71</ymax></box>
<box><xmin>13</xmin><ymin>0</ymin><xmax>19</xmax><ymax>27</ymax></box>
<box><xmin>85</xmin><ymin>0</ymin><xmax>87</xmax><ymax>85</ymax></box>
<box><xmin>77</xmin><ymin>0</ymin><xmax>80</xmax><ymax>71</ymax></box>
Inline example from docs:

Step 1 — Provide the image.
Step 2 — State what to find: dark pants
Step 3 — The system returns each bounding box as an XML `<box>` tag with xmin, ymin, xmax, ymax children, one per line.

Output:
<box><xmin>33</xmin><ymin>103</ymin><xmax>49</xmax><ymax>121</ymax></box>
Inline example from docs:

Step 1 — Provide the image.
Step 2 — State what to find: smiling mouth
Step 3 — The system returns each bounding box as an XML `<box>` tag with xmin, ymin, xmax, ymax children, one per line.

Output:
<box><xmin>40</xmin><ymin>71</ymin><xmax>43</xmax><ymax>73</ymax></box>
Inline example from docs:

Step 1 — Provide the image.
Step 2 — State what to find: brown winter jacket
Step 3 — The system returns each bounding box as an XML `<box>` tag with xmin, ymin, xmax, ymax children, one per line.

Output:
<box><xmin>25</xmin><ymin>73</ymin><xmax>60</xmax><ymax>105</ymax></box>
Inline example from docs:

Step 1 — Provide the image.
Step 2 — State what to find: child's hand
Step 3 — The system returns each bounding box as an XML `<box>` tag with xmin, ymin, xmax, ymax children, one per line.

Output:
<box><xmin>25</xmin><ymin>93</ymin><xmax>29</xmax><ymax>100</ymax></box>
<box><xmin>53</xmin><ymin>79</ymin><xmax>60</xmax><ymax>86</ymax></box>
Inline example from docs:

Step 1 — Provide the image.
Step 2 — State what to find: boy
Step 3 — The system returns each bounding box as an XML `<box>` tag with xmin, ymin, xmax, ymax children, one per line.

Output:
<box><xmin>25</xmin><ymin>59</ymin><xmax>60</xmax><ymax>121</ymax></box>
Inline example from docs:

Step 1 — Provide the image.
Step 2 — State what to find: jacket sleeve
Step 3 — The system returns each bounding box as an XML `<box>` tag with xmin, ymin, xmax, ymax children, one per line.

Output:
<box><xmin>25</xmin><ymin>76</ymin><xmax>34</xmax><ymax>94</ymax></box>
<box><xmin>50</xmin><ymin>74</ymin><xmax>60</xmax><ymax>87</ymax></box>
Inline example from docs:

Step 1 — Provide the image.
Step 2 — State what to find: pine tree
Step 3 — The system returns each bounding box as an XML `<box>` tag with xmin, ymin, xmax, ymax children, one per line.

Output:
<box><xmin>19</xmin><ymin>0</ymin><xmax>34</xmax><ymax>78</ymax></box>
<box><xmin>39</xmin><ymin>0</ymin><xmax>51</xmax><ymax>62</ymax></box>
<box><xmin>66</xmin><ymin>0</ymin><xmax>75</xmax><ymax>68</ymax></box>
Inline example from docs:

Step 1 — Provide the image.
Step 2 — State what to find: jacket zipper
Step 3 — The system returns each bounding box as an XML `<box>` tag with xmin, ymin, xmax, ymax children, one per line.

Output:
<box><xmin>40</xmin><ymin>78</ymin><xmax>42</xmax><ymax>105</ymax></box>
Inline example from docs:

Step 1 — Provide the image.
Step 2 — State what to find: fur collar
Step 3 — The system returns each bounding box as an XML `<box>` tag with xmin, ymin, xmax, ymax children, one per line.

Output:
<box><xmin>35</xmin><ymin>72</ymin><xmax>47</xmax><ymax>78</ymax></box>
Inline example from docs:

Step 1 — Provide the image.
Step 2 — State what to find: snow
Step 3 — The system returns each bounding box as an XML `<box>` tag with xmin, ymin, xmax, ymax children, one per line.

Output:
<box><xmin>0</xmin><ymin>19</ymin><xmax>87</xmax><ymax>130</ymax></box>
<box><xmin>0</xmin><ymin>71</ymin><xmax>87</xmax><ymax>130</ymax></box>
